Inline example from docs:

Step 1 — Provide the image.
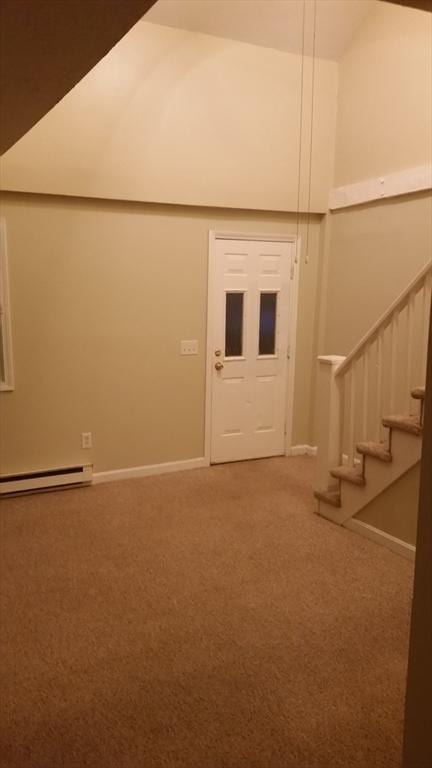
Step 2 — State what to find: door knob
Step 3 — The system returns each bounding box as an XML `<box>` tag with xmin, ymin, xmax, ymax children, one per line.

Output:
<box><xmin>215</xmin><ymin>361</ymin><xmax>224</xmax><ymax>371</ymax></box>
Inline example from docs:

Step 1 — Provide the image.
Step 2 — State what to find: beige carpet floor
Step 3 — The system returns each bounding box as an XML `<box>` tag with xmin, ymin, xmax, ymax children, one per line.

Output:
<box><xmin>0</xmin><ymin>456</ymin><xmax>413</xmax><ymax>768</ymax></box>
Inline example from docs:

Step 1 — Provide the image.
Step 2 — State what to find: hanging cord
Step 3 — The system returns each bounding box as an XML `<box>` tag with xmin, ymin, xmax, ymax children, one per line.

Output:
<box><xmin>294</xmin><ymin>0</ymin><xmax>306</xmax><ymax>276</ymax></box>
<box><xmin>305</xmin><ymin>0</ymin><xmax>317</xmax><ymax>265</ymax></box>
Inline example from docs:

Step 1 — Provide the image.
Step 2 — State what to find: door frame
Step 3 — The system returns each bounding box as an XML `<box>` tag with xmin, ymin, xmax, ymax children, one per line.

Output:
<box><xmin>204</xmin><ymin>230</ymin><xmax>301</xmax><ymax>464</ymax></box>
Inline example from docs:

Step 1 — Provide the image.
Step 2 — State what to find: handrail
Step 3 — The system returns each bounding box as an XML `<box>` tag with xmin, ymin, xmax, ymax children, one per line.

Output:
<box><xmin>336</xmin><ymin>261</ymin><xmax>432</xmax><ymax>378</ymax></box>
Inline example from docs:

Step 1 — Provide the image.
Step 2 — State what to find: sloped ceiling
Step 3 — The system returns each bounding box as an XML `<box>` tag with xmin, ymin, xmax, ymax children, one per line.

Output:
<box><xmin>0</xmin><ymin>0</ymin><xmax>429</xmax><ymax>156</ymax></box>
<box><xmin>385</xmin><ymin>0</ymin><xmax>432</xmax><ymax>9</ymax></box>
<box><xmin>146</xmin><ymin>0</ymin><xmax>375</xmax><ymax>61</ymax></box>
<box><xmin>0</xmin><ymin>0</ymin><xmax>157</xmax><ymax>154</ymax></box>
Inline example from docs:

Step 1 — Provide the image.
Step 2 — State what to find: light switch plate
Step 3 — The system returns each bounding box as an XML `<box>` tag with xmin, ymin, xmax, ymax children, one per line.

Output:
<box><xmin>181</xmin><ymin>340</ymin><xmax>198</xmax><ymax>355</ymax></box>
<box><xmin>81</xmin><ymin>432</ymin><xmax>93</xmax><ymax>449</ymax></box>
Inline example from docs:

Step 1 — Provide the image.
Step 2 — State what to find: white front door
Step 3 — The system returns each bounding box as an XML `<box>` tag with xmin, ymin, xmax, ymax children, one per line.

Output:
<box><xmin>209</xmin><ymin>237</ymin><xmax>293</xmax><ymax>464</ymax></box>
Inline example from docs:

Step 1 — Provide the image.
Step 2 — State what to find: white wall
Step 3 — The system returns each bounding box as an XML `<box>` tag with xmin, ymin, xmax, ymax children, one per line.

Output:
<box><xmin>0</xmin><ymin>22</ymin><xmax>338</xmax><ymax>213</ymax></box>
<box><xmin>334</xmin><ymin>2</ymin><xmax>432</xmax><ymax>186</ymax></box>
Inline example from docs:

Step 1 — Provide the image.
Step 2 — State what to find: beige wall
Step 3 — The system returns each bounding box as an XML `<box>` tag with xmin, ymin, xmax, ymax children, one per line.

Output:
<box><xmin>318</xmin><ymin>2</ymin><xmax>432</xmax><ymax>540</ymax></box>
<box><xmin>0</xmin><ymin>22</ymin><xmax>337</xmax><ymax>214</ymax></box>
<box><xmin>1</xmin><ymin>3</ymin><xmax>430</xmax><ymax>476</ymax></box>
<box><xmin>356</xmin><ymin>464</ymin><xmax>420</xmax><ymax>546</ymax></box>
<box><xmin>324</xmin><ymin>192</ymin><xmax>432</xmax><ymax>356</ymax></box>
<box><xmin>0</xmin><ymin>193</ymin><xmax>322</xmax><ymax>474</ymax></box>
<box><xmin>334</xmin><ymin>2</ymin><xmax>432</xmax><ymax>186</ymax></box>
<box><xmin>322</xmin><ymin>0</ymin><xmax>432</xmax><ymax>357</ymax></box>
<box><xmin>0</xmin><ymin>19</ymin><xmax>334</xmax><ymax>475</ymax></box>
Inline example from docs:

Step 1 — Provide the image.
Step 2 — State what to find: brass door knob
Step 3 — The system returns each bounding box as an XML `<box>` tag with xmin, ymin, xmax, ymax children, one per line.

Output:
<box><xmin>215</xmin><ymin>361</ymin><xmax>224</xmax><ymax>371</ymax></box>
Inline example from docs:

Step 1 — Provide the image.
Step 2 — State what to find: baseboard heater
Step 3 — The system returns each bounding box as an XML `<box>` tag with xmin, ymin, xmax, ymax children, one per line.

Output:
<box><xmin>0</xmin><ymin>464</ymin><xmax>93</xmax><ymax>496</ymax></box>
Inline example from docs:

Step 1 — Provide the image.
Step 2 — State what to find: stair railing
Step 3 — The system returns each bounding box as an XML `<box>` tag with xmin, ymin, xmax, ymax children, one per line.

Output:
<box><xmin>316</xmin><ymin>261</ymin><xmax>432</xmax><ymax>494</ymax></box>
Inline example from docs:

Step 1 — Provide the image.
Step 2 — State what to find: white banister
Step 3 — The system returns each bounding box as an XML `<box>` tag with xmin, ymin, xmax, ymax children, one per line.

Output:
<box><xmin>315</xmin><ymin>262</ymin><xmax>431</xmax><ymax>500</ymax></box>
<box><xmin>336</xmin><ymin>262</ymin><xmax>432</xmax><ymax>379</ymax></box>
<box><xmin>421</xmin><ymin>273</ymin><xmax>432</xmax><ymax>382</ymax></box>
<box><xmin>362</xmin><ymin>349</ymin><xmax>369</xmax><ymax>441</ymax></box>
<box><xmin>315</xmin><ymin>356</ymin><xmax>346</xmax><ymax>491</ymax></box>
<box><xmin>389</xmin><ymin>312</ymin><xmax>399</xmax><ymax>412</ymax></box>
<box><xmin>376</xmin><ymin>328</ymin><xmax>384</xmax><ymax>442</ymax></box>
<box><xmin>406</xmin><ymin>291</ymin><xmax>416</xmax><ymax>411</ymax></box>
<box><xmin>348</xmin><ymin>364</ymin><xmax>356</xmax><ymax>466</ymax></box>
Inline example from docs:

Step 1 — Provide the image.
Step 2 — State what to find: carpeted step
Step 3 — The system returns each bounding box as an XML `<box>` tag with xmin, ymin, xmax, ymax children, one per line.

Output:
<box><xmin>381</xmin><ymin>414</ymin><xmax>422</xmax><ymax>436</ymax></box>
<box><xmin>356</xmin><ymin>441</ymin><xmax>392</xmax><ymax>463</ymax></box>
<box><xmin>314</xmin><ymin>489</ymin><xmax>341</xmax><ymax>508</ymax></box>
<box><xmin>411</xmin><ymin>386</ymin><xmax>425</xmax><ymax>400</ymax></box>
<box><xmin>330</xmin><ymin>466</ymin><xmax>366</xmax><ymax>486</ymax></box>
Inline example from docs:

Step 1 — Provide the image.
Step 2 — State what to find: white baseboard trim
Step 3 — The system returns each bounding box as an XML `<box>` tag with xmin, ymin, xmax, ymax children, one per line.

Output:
<box><xmin>93</xmin><ymin>457</ymin><xmax>208</xmax><ymax>484</ymax></box>
<box><xmin>288</xmin><ymin>444</ymin><xmax>317</xmax><ymax>457</ymax></box>
<box><xmin>344</xmin><ymin>518</ymin><xmax>416</xmax><ymax>562</ymax></box>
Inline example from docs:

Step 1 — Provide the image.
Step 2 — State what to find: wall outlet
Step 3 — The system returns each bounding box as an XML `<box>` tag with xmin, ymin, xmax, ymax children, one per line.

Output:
<box><xmin>180</xmin><ymin>340</ymin><xmax>198</xmax><ymax>355</ymax></box>
<box><xmin>81</xmin><ymin>432</ymin><xmax>93</xmax><ymax>449</ymax></box>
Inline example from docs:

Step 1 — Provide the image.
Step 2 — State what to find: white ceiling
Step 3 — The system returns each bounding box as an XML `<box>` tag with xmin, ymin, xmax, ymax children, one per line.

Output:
<box><xmin>145</xmin><ymin>0</ymin><xmax>376</xmax><ymax>61</ymax></box>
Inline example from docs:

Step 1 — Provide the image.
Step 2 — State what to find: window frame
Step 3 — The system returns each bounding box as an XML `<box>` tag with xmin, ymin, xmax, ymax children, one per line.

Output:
<box><xmin>0</xmin><ymin>219</ymin><xmax>14</xmax><ymax>392</ymax></box>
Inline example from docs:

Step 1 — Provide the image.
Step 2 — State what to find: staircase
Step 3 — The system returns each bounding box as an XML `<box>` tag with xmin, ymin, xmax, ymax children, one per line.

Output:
<box><xmin>314</xmin><ymin>262</ymin><xmax>431</xmax><ymax>548</ymax></box>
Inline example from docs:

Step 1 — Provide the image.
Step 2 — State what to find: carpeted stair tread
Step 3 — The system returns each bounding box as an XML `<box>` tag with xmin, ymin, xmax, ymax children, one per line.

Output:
<box><xmin>411</xmin><ymin>386</ymin><xmax>425</xmax><ymax>400</ymax></box>
<box><xmin>382</xmin><ymin>414</ymin><xmax>422</xmax><ymax>436</ymax></box>
<box><xmin>314</xmin><ymin>489</ymin><xmax>341</xmax><ymax>508</ymax></box>
<box><xmin>356</xmin><ymin>441</ymin><xmax>392</xmax><ymax>463</ymax></box>
<box><xmin>330</xmin><ymin>466</ymin><xmax>366</xmax><ymax>486</ymax></box>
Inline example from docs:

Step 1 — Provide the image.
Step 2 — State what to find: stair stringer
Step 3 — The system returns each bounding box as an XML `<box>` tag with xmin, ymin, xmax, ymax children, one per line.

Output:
<box><xmin>317</xmin><ymin>429</ymin><xmax>422</xmax><ymax>525</ymax></box>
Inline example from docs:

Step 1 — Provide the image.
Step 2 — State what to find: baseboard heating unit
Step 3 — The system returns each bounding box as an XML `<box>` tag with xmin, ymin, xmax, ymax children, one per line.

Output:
<box><xmin>0</xmin><ymin>464</ymin><xmax>93</xmax><ymax>496</ymax></box>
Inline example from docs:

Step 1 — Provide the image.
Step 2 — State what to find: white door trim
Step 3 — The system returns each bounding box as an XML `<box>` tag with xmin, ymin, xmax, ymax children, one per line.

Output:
<box><xmin>204</xmin><ymin>231</ymin><xmax>301</xmax><ymax>464</ymax></box>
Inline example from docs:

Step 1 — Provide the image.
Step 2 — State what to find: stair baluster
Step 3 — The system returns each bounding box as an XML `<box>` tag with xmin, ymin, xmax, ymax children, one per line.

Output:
<box><xmin>314</xmin><ymin>261</ymin><xmax>432</xmax><ymax>524</ymax></box>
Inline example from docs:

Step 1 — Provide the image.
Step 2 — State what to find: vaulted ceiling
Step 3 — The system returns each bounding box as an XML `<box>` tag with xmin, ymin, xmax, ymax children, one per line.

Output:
<box><xmin>146</xmin><ymin>0</ymin><xmax>375</xmax><ymax>61</ymax></box>
<box><xmin>0</xmin><ymin>0</ymin><xmax>430</xmax><ymax>156</ymax></box>
<box><xmin>0</xmin><ymin>0</ymin><xmax>156</xmax><ymax>154</ymax></box>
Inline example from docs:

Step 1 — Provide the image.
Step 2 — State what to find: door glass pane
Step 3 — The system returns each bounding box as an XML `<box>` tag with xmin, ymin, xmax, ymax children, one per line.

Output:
<box><xmin>225</xmin><ymin>292</ymin><xmax>244</xmax><ymax>357</ymax></box>
<box><xmin>259</xmin><ymin>292</ymin><xmax>277</xmax><ymax>355</ymax></box>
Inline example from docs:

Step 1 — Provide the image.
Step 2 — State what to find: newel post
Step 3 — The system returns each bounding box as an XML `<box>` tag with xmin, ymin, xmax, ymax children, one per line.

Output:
<box><xmin>315</xmin><ymin>355</ymin><xmax>346</xmax><ymax>492</ymax></box>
